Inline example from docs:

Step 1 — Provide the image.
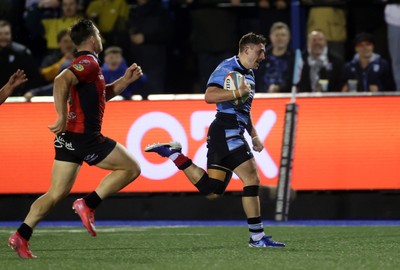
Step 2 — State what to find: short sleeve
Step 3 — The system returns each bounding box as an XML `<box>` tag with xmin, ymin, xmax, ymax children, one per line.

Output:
<box><xmin>69</xmin><ymin>56</ymin><xmax>100</xmax><ymax>83</ymax></box>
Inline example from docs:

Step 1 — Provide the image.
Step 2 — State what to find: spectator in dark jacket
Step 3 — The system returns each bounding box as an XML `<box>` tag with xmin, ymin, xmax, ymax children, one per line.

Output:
<box><xmin>189</xmin><ymin>0</ymin><xmax>238</xmax><ymax>91</ymax></box>
<box><xmin>342</xmin><ymin>33</ymin><xmax>395</xmax><ymax>92</ymax></box>
<box><xmin>256</xmin><ymin>22</ymin><xmax>294</xmax><ymax>93</ymax></box>
<box><xmin>298</xmin><ymin>29</ymin><xmax>344</xmax><ymax>92</ymax></box>
<box><xmin>128</xmin><ymin>0</ymin><xmax>172</xmax><ymax>94</ymax></box>
<box><xmin>0</xmin><ymin>20</ymin><xmax>44</xmax><ymax>96</ymax></box>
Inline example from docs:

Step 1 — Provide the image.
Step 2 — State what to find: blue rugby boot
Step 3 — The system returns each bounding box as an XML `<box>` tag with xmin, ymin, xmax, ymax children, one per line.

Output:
<box><xmin>249</xmin><ymin>235</ymin><xmax>286</xmax><ymax>248</ymax></box>
<box><xmin>144</xmin><ymin>142</ymin><xmax>182</xmax><ymax>157</ymax></box>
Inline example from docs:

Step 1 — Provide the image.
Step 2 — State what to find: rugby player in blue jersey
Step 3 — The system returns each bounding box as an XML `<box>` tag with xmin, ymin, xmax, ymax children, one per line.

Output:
<box><xmin>146</xmin><ymin>32</ymin><xmax>285</xmax><ymax>248</ymax></box>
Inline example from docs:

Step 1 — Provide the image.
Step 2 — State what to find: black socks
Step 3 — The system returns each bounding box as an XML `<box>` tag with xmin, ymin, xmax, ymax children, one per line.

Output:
<box><xmin>83</xmin><ymin>191</ymin><xmax>102</xmax><ymax>209</ymax></box>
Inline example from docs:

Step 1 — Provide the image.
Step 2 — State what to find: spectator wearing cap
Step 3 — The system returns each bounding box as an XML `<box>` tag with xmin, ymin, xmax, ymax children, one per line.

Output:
<box><xmin>342</xmin><ymin>33</ymin><xmax>395</xmax><ymax>92</ymax></box>
<box><xmin>101</xmin><ymin>46</ymin><xmax>147</xmax><ymax>99</ymax></box>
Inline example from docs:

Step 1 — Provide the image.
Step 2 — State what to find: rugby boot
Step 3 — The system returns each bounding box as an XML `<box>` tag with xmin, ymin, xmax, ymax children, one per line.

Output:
<box><xmin>249</xmin><ymin>235</ymin><xmax>286</xmax><ymax>248</ymax></box>
<box><xmin>144</xmin><ymin>142</ymin><xmax>182</xmax><ymax>157</ymax></box>
<box><xmin>8</xmin><ymin>231</ymin><xmax>37</xmax><ymax>259</ymax></box>
<box><xmin>72</xmin><ymin>198</ymin><xmax>97</xmax><ymax>237</ymax></box>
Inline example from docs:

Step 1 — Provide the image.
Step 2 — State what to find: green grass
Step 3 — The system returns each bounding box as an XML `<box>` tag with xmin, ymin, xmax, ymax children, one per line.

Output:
<box><xmin>1</xmin><ymin>226</ymin><xmax>400</xmax><ymax>270</ymax></box>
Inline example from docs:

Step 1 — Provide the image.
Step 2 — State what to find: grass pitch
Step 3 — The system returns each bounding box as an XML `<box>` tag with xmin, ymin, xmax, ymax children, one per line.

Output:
<box><xmin>1</xmin><ymin>225</ymin><xmax>399</xmax><ymax>270</ymax></box>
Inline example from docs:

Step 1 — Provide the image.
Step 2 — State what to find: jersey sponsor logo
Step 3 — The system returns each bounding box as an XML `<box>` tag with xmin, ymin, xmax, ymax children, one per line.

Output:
<box><xmin>54</xmin><ymin>135</ymin><xmax>75</xmax><ymax>151</ymax></box>
<box><xmin>68</xmin><ymin>112</ymin><xmax>77</xmax><ymax>120</ymax></box>
<box><xmin>79</xmin><ymin>59</ymin><xmax>91</xmax><ymax>65</ymax></box>
<box><xmin>84</xmin><ymin>153</ymin><xmax>99</xmax><ymax>163</ymax></box>
<box><xmin>72</xmin><ymin>64</ymin><xmax>84</xmax><ymax>71</ymax></box>
<box><xmin>126</xmin><ymin>110</ymin><xmax>278</xmax><ymax>180</ymax></box>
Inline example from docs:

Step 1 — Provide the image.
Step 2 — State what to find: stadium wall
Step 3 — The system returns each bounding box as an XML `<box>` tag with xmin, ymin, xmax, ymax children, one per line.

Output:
<box><xmin>1</xmin><ymin>93</ymin><xmax>400</xmax><ymax>220</ymax></box>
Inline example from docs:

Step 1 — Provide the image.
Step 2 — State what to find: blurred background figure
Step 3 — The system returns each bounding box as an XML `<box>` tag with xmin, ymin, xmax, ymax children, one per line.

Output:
<box><xmin>189</xmin><ymin>0</ymin><xmax>238</xmax><ymax>92</ymax></box>
<box><xmin>40</xmin><ymin>29</ymin><xmax>75</xmax><ymax>82</ymax></box>
<box><xmin>342</xmin><ymin>32</ymin><xmax>394</xmax><ymax>92</ymax></box>
<box><xmin>298</xmin><ymin>29</ymin><xmax>344</xmax><ymax>92</ymax></box>
<box><xmin>303</xmin><ymin>0</ymin><xmax>347</xmax><ymax>57</ymax></box>
<box><xmin>24</xmin><ymin>29</ymin><xmax>75</xmax><ymax>101</ymax></box>
<box><xmin>128</xmin><ymin>0</ymin><xmax>172</xmax><ymax>94</ymax></box>
<box><xmin>25</xmin><ymin>0</ymin><xmax>82</xmax><ymax>53</ymax></box>
<box><xmin>256</xmin><ymin>22</ymin><xmax>294</xmax><ymax>93</ymax></box>
<box><xmin>86</xmin><ymin>0</ymin><xmax>129</xmax><ymax>50</ymax></box>
<box><xmin>384</xmin><ymin>2</ymin><xmax>400</xmax><ymax>91</ymax></box>
<box><xmin>0</xmin><ymin>20</ymin><xmax>44</xmax><ymax>96</ymax></box>
<box><xmin>258</xmin><ymin>0</ymin><xmax>290</xmax><ymax>38</ymax></box>
<box><xmin>101</xmin><ymin>46</ymin><xmax>148</xmax><ymax>99</ymax></box>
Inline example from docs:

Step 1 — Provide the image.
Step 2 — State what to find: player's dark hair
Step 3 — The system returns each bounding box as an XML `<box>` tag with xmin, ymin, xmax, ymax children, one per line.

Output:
<box><xmin>69</xmin><ymin>19</ymin><xmax>96</xmax><ymax>46</ymax></box>
<box><xmin>239</xmin><ymin>32</ymin><xmax>266</xmax><ymax>52</ymax></box>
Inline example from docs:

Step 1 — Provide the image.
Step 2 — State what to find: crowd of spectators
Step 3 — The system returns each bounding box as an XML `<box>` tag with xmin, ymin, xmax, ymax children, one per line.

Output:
<box><xmin>0</xmin><ymin>0</ymin><xmax>399</xmax><ymax>101</ymax></box>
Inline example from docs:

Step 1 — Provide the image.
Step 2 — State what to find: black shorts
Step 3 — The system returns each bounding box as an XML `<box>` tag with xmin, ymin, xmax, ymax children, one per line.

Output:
<box><xmin>206</xmin><ymin>113</ymin><xmax>254</xmax><ymax>171</ymax></box>
<box><xmin>54</xmin><ymin>131</ymin><xmax>117</xmax><ymax>166</ymax></box>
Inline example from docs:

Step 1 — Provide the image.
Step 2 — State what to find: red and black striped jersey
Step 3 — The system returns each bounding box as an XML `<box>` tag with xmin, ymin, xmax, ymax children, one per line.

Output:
<box><xmin>66</xmin><ymin>51</ymin><xmax>106</xmax><ymax>134</ymax></box>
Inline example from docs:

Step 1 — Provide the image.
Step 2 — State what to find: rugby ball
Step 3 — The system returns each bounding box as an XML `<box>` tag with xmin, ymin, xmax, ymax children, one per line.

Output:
<box><xmin>223</xmin><ymin>71</ymin><xmax>248</xmax><ymax>105</ymax></box>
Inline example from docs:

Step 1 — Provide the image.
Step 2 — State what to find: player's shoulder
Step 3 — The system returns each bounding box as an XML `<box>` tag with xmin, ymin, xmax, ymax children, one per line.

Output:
<box><xmin>213</xmin><ymin>56</ymin><xmax>238</xmax><ymax>75</ymax></box>
<box><xmin>220</xmin><ymin>56</ymin><xmax>239</xmax><ymax>69</ymax></box>
<box><xmin>71</xmin><ymin>53</ymin><xmax>100</xmax><ymax>73</ymax></box>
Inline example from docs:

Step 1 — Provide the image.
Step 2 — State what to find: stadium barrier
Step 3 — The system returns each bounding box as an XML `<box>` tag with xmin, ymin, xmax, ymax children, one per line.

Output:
<box><xmin>1</xmin><ymin>93</ymin><xmax>400</xmax><ymax>194</ymax></box>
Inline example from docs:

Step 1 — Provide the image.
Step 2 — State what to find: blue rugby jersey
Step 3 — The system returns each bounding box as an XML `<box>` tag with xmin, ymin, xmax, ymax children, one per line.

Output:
<box><xmin>207</xmin><ymin>56</ymin><xmax>256</xmax><ymax>126</ymax></box>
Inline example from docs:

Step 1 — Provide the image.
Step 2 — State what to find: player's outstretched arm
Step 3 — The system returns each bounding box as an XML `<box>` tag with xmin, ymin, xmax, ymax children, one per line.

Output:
<box><xmin>0</xmin><ymin>69</ymin><xmax>28</xmax><ymax>105</ymax></box>
<box><xmin>48</xmin><ymin>69</ymin><xmax>77</xmax><ymax>134</ymax></box>
<box><xmin>105</xmin><ymin>63</ymin><xmax>143</xmax><ymax>101</ymax></box>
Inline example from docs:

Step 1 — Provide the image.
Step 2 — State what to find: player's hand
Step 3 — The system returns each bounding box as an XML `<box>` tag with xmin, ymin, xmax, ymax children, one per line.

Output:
<box><xmin>123</xmin><ymin>63</ymin><xmax>143</xmax><ymax>84</ymax></box>
<box><xmin>238</xmin><ymin>75</ymin><xmax>251</xmax><ymax>98</ymax></box>
<box><xmin>7</xmin><ymin>69</ymin><xmax>28</xmax><ymax>89</ymax></box>
<box><xmin>48</xmin><ymin>116</ymin><xmax>67</xmax><ymax>134</ymax></box>
<box><xmin>252</xmin><ymin>136</ymin><xmax>264</xmax><ymax>152</ymax></box>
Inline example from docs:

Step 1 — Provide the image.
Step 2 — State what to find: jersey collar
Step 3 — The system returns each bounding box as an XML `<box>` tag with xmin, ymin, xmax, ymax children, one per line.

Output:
<box><xmin>235</xmin><ymin>55</ymin><xmax>252</xmax><ymax>75</ymax></box>
<box><xmin>74</xmin><ymin>51</ymin><xmax>101</xmax><ymax>64</ymax></box>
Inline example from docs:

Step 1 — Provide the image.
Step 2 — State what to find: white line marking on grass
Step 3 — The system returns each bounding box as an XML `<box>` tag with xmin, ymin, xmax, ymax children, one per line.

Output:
<box><xmin>0</xmin><ymin>226</ymin><xmax>199</xmax><ymax>235</ymax></box>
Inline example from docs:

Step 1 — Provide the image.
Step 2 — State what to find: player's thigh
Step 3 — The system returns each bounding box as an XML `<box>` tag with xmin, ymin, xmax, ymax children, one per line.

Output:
<box><xmin>48</xmin><ymin>160</ymin><xmax>81</xmax><ymax>197</ymax></box>
<box><xmin>96</xmin><ymin>142</ymin><xmax>140</xmax><ymax>171</ymax></box>
<box><xmin>207</xmin><ymin>166</ymin><xmax>230</xmax><ymax>181</ymax></box>
<box><xmin>233</xmin><ymin>158</ymin><xmax>260</xmax><ymax>186</ymax></box>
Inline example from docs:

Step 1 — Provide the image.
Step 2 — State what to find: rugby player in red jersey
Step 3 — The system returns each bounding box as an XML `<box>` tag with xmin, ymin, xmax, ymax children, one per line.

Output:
<box><xmin>8</xmin><ymin>19</ymin><xmax>143</xmax><ymax>258</ymax></box>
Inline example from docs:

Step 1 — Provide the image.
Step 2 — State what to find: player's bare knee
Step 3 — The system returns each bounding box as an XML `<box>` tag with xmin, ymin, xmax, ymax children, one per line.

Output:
<box><xmin>126</xmin><ymin>163</ymin><xmax>141</xmax><ymax>181</ymax></box>
<box><xmin>243</xmin><ymin>174</ymin><xmax>260</xmax><ymax>186</ymax></box>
